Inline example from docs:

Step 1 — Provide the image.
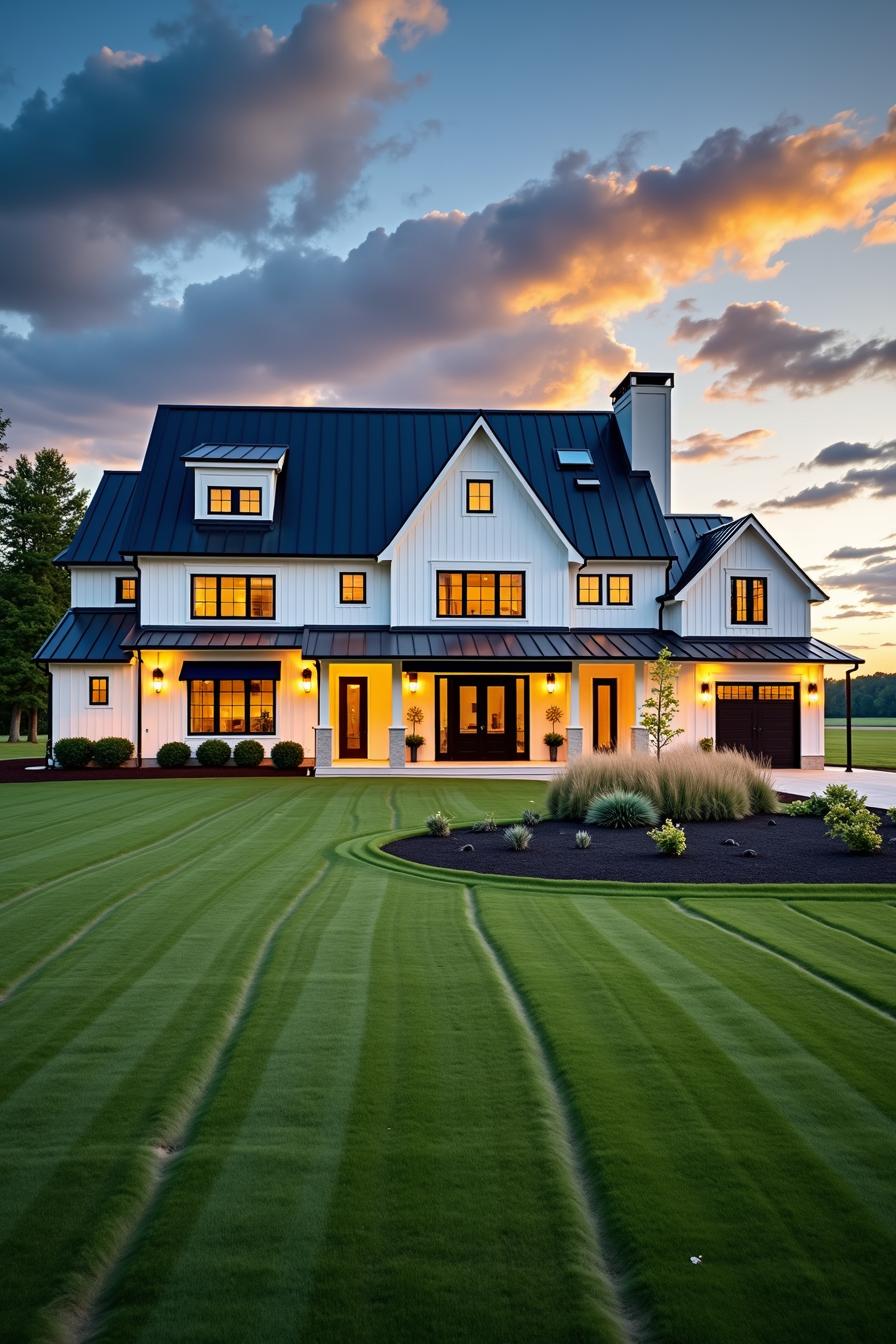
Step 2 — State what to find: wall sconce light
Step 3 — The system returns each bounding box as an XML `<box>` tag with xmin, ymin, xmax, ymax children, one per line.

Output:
<box><xmin>152</xmin><ymin>666</ymin><xmax>164</xmax><ymax>694</ymax></box>
<box><xmin>301</xmin><ymin>668</ymin><xmax>313</xmax><ymax>694</ymax></box>
<box><xmin>546</xmin><ymin>672</ymin><xmax>556</xmax><ymax>693</ymax></box>
<box><xmin>807</xmin><ymin>682</ymin><xmax>818</xmax><ymax>704</ymax></box>
<box><xmin>408</xmin><ymin>671</ymin><xmax>419</xmax><ymax>693</ymax></box>
<box><xmin>700</xmin><ymin>681</ymin><xmax>711</xmax><ymax>703</ymax></box>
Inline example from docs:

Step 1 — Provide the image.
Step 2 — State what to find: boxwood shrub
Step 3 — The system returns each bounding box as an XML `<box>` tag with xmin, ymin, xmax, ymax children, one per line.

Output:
<box><xmin>157</xmin><ymin>741</ymin><xmax>191</xmax><ymax>769</ymax></box>
<box><xmin>92</xmin><ymin>737</ymin><xmax>135</xmax><ymax>768</ymax></box>
<box><xmin>233</xmin><ymin>739</ymin><xmax>264</xmax><ymax>768</ymax></box>
<box><xmin>271</xmin><ymin>740</ymin><xmax>304</xmax><ymax>769</ymax></box>
<box><xmin>54</xmin><ymin>737</ymin><xmax>94</xmax><ymax>769</ymax></box>
<box><xmin>195</xmin><ymin>738</ymin><xmax>232</xmax><ymax>767</ymax></box>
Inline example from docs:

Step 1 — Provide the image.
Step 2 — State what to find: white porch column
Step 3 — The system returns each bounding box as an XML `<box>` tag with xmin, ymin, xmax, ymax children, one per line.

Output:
<box><xmin>314</xmin><ymin>660</ymin><xmax>332</xmax><ymax>769</ymax></box>
<box><xmin>388</xmin><ymin>659</ymin><xmax>406</xmax><ymax>769</ymax></box>
<box><xmin>630</xmin><ymin>660</ymin><xmax>649</xmax><ymax>754</ymax></box>
<box><xmin>566</xmin><ymin>662</ymin><xmax>583</xmax><ymax>760</ymax></box>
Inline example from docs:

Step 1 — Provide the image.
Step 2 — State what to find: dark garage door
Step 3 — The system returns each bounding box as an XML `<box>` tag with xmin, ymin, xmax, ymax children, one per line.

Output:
<box><xmin>716</xmin><ymin>683</ymin><xmax>799</xmax><ymax>767</ymax></box>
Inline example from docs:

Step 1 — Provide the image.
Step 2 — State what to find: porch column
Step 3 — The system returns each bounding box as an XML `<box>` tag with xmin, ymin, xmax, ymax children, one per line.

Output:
<box><xmin>630</xmin><ymin>660</ymin><xmax>650</xmax><ymax>754</ymax></box>
<box><xmin>388</xmin><ymin>659</ymin><xmax>406</xmax><ymax>770</ymax></box>
<box><xmin>566</xmin><ymin>662</ymin><xmax>583</xmax><ymax>760</ymax></box>
<box><xmin>314</xmin><ymin>660</ymin><xmax>332</xmax><ymax>769</ymax></box>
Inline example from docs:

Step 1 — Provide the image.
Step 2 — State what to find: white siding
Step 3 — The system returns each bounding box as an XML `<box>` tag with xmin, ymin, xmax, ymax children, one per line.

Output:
<box><xmin>388</xmin><ymin>429</ymin><xmax>570</xmax><ymax>627</ymax></box>
<box><xmin>684</xmin><ymin>661</ymin><xmax>824</xmax><ymax>760</ymax></box>
<box><xmin>51</xmin><ymin>663</ymin><xmax>137</xmax><ymax>744</ymax></box>
<box><xmin>70</xmin><ymin>566</ymin><xmax>138</xmax><ymax>608</ymax></box>
<box><xmin>570</xmin><ymin>562</ymin><xmax>668</xmax><ymax>628</ymax></box>
<box><xmin>679</xmin><ymin>527</ymin><xmax>812</xmax><ymax>637</ymax></box>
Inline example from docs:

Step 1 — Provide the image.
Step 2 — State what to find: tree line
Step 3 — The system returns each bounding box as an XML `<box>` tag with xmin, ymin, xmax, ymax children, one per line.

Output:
<box><xmin>824</xmin><ymin>672</ymin><xmax>896</xmax><ymax>719</ymax></box>
<box><xmin>0</xmin><ymin>409</ymin><xmax>88</xmax><ymax>741</ymax></box>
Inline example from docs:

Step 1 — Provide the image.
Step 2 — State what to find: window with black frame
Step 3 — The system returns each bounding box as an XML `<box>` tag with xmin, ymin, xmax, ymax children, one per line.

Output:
<box><xmin>188</xmin><ymin>678</ymin><xmax>276</xmax><ymax>734</ymax></box>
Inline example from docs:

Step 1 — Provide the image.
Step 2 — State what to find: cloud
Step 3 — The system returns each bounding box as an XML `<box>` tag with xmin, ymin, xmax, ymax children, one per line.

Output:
<box><xmin>862</xmin><ymin>202</ymin><xmax>896</xmax><ymax>247</ymax></box>
<box><xmin>713</xmin><ymin>498</ymin><xmax>737</xmax><ymax>509</ymax></box>
<box><xmin>672</xmin><ymin>426</ymin><xmax>771</xmax><ymax>462</ymax></box>
<box><xmin>760</xmin><ymin>480</ymin><xmax>856</xmax><ymax>509</ymax></box>
<box><xmin>0</xmin><ymin>0</ymin><xmax>447</xmax><ymax>326</ymax></box>
<box><xmin>826</xmin><ymin>545</ymin><xmax>896</xmax><ymax>560</ymax></box>
<box><xmin>675</xmin><ymin>301</ymin><xmax>896</xmax><ymax>399</ymax></box>
<box><xmin>801</xmin><ymin>439</ymin><xmax>896</xmax><ymax>469</ymax></box>
<box><xmin>843</xmin><ymin>461</ymin><xmax>896</xmax><ymax>497</ymax></box>
<box><xmin>823</xmin><ymin>560</ymin><xmax>896</xmax><ymax>605</ymax></box>
<box><xmin>824</xmin><ymin>605</ymin><xmax>893</xmax><ymax>618</ymax></box>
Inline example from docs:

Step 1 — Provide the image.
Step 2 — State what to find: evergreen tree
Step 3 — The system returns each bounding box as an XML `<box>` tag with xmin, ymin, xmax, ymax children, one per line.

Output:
<box><xmin>640</xmin><ymin>645</ymin><xmax>685</xmax><ymax>758</ymax></box>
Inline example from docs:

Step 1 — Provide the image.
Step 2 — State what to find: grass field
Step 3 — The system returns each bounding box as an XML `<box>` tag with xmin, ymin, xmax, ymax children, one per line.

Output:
<box><xmin>1</xmin><ymin>777</ymin><xmax>894</xmax><ymax>1343</ymax></box>
<box><xmin>0</xmin><ymin>734</ymin><xmax>46</xmax><ymax>759</ymax></box>
<box><xmin>826</xmin><ymin>717</ymin><xmax>896</xmax><ymax>727</ymax></box>
<box><xmin>825</xmin><ymin>725</ymin><xmax>896</xmax><ymax>769</ymax></box>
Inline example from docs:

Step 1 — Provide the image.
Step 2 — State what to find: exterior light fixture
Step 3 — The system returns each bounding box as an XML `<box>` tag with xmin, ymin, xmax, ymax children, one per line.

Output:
<box><xmin>807</xmin><ymin>682</ymin><xmax>818</xmax><ymax>703</ymax></box>
<box><xmin>546</xmin><ymin>672</ymin><xmax>556</xmax><ymax>693</ymax></box>
<box><xmin>152</xmin><ymin>666</ymin><xmax>164</xmax><ymax>694</ymax></box>
<box><xmin>301</xmin><ymin>668</ymin><xmax>313</xmax><ymax>693</ymax></box>
<box><xmin>408</xmin><ymin>671</ymin><xmax>419</xmax><ymax>693</ymax></box>
<box><xmin>700</xmin><ymin>681</ymin><xmax>711</xmax><ymax>702</ymax></box>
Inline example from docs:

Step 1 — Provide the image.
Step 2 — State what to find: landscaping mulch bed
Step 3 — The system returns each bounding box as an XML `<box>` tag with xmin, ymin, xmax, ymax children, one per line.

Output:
<box><xmin>387</xmin><ymin>812</ymin><xmax>896</xmax><ymax>885</ymax></box>
<box><xmin>0</xmin><ymin>757</ymin><xmax>314</xmax><ymax>783</ymax></box>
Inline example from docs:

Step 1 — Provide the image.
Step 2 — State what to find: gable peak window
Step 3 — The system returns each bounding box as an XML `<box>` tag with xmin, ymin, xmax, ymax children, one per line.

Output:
<box><xmin>115</xmin><ymin>576</ymin><xmax>136</xmax><ymax>604</ymax></box>
<box><xmin>607</xmin><ymin>574</ymin><xmax>632</xmax><ymax>605</ymax></box>
<box><xmin>191</xmin><ymin>574</ymin><xmax>275</xmax><ymax>620</ymax></box>
<box><xmin>88</xmin><ymin>675</ymin><xmax>109</xmax><ymax>706</ymax></box>
<box><xmin>437</xmin><ymin>570</ymin><xmax>524</xmax><ymax>618</ymax></box>
<box><xmin>340</xmin><ymin>572</ymin><xmax>367</xmax><ymax>604</ymax></box>
<box><xmin>207</xmin><ymin>486</ymin><xmax>262</xmax><ymax>515</ymax></box>
<box><xmin>466</xmin><ymin>479</ymin><xmax>493</xmax><ymax>513</ymax></box>
<box><xmin>577</xmin><ymin>574</ymin><xmax>602</xmax><ymax>605</ymax></box>
<box><xmin>730</xmin><ymin>576</ymin><xmax>767</xmax><ymax>624</ymax></box>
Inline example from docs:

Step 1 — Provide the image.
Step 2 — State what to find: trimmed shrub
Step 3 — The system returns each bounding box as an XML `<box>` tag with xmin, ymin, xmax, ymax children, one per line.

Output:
<box><xmin>92</xmin><ymin>737</ymin><xmax>134</xmax><ymax>768</ymax></box>
<box><xmin>195</xmin><ymin>738</ymin><xmax>232</xmax><ymax>767</ymax></box>
<box><xmin>425</xmin><ymin>810</ymin><xmax>452</xmax><ymax>837</ymax></box>
<box><xmin>826</xmin><ymin>801</ymin><xmax>882</xmax><ymax>854</ymax></box>
<box><xmin>575</xmin><ymin>829</ymin><xmax>591</xmax><ymax>849</ymax></box>
<box><xmin>521</xmin><ymin>808</ymin><xmax>541</xmax><ymax>827</ymax></box>
<box><xmin>647</xmin><ymin>818</ymin><xmax>687</xmax><ymax>856</ymax></box>
<box><xmin>887</xmin><ymin>806</ymin><xmax>896</xmax><ymax>826</ymax></box>
<box><xmin>233</xmin><ymin>739</ymin><xmax>264</xmax><ymax>768</ymax></box>
<box><xmin>271</xmin><ymin>740</ymin><xmax>304</xmax><ymax>769</ymax></box>
<box><xmin>471</xmin><ymin>814</ymin><xmax>497</xmax><ymax>832</ymax></box>
<box><xmin>784</xmin><ymin>783</ymin><xmax>865</xmax><ymax>819</ymax></box>
<box><xmin>504</xmin><ymin>824</ymin><xmax>533</xmax><ymax>851</ymax></box>
<box><xmin>54</xmin><ymin>737</ymin><xmax>94</xmax><ymax>769</ymax></box>
<box><xmin>699</xmin><ymin>737</ymin><xmax>714</xmax><ymax>752</ymax></box>
<box><xmin>585</xmin><ymin>789</ymin><xmax>659</xmax><ymax>829</ymax></box>
<box><xmin>157</xmin><ymin>741</ymin><xmax>191</xmax><ymax>768</ymax></box>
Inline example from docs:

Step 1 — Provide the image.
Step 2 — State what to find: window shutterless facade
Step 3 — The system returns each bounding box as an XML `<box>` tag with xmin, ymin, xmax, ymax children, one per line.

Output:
<box><xmin>190</xmin><ymin>575</ymin><xmax>275</xmax><ymax>619</ymax></box>
<box><xmin>436</xmin><ymin>570</ymin><xmax>525</xmax><ymax>618</ymax></box>
<box><xmin>207</xmin><ymin>486</ymin><xmax>262</xmax><ymax>515</ymax></box>
<box><xmin>115</xmin><ymin>576</ymin><xmax>136</xmax><ymax>604</ymax></box>
<box><xmin>576</xmin><ymin>573</ymin><xmax>602</xmax><ymax>605</ymax></box>
<box><xmin>88</xmin><ymin>676</ymin><xmax>109</xmax><ymax>705</ymax></box>
<box><xmin>340</xmin><ymin>572</ymin><xmax>367</xmax><ymax>604</ymax></box>
<box><xmin>188</xmin><ymin>678</ymin><xmax>276</xmax><ymax>735</ymax></box>
<box><xmin>465</xmin><ymin>479</ymin><xmax>493</xmax><ymax>513</ymax></box>
<box><xmin>607</xmin><ymin>574</ymin><xmax>632</xmax><ymax>605</ymax></box>
<box><xmin>730</xmin><ymin>576</ymin><xmax>767</xmax><ymax>624</ymax></box>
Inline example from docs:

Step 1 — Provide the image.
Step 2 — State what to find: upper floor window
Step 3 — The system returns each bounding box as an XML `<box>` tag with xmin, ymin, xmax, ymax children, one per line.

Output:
<box><xmin>88</xmin><ymin>675</ymin><xmax>109</xmax><ymax>706</ymax></box>
<box><xmin>577</xmin><ymin>574</ymin><xmax>602</xmax><ymax>605</ymax></box>
<box><xmin>340</xmin><ymin>572</ymin><xmax>367</xmax><ymax>604</ymax></box>
<box><xmin>465</xmin><ymin>479</ymin><xmax>493</xmax><ymax>513</ymax></box>
<box><xmin>191</xmin><ymin>574</ymin><xmax>275</xmax><ymax>620</ymax></box>
<box><xmin>607</xmin><ymin>574</ymin><xmax>632</xmax><ymax>605</ymax></box>
<box><xmin>115</xmin><ymin>577</ymin><xmax>136</xmax><ymax>604</ymax></box>
<box><xmin>207</xmin><ymin>486</ymin><xmax>261</xmax><ymax>515</ymax></box>
<box><xmin>437</xmin><ymin>570</ymin><xmax>525</xmax><ymax>618</ymax></box>
<box><xmin>730</xmin><ymin>576</ymin><xmax>767</xmax><ymax>624</ymax></box>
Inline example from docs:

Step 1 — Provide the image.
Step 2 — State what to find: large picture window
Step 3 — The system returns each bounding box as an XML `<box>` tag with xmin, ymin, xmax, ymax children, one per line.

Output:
<box><xmin>730</xmin><ymin>576</ymin><xmax>767</xmax><ymax>624</ymax></box>
<box><xmin>436</xmin><ymin>570</ymin><xmax>525</xmax><ymax>618</ymax></box>
<box><xmin>188</xmin><ymin>678</ymin><xmax>276</xmax><ymax>735</ymax></box>
<box><xmin>190</xmin><ymin>575</ymin><xmax>275</xmax><ymax>619</ymax></box>
<box><xmin>207</xmin><ymin>486</ymin><xmax>261</xmax><ymax>515</ymax></box>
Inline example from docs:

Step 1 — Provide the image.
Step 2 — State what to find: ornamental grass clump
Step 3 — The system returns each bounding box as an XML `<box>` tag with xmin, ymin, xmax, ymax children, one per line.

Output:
<box><xmin>657</xmin><ymin>749</ymin><xmax>751</xmax><ymax>822</ymax></box>
<box><xmin>546</xmin><ymin>753</ymin><xmax>658</xmax><ymax>820</ymax></box>
<box><xmin>521</xmin><ymin>808</ymin><xmax>541</xmax><ymax>827</ymax></box>
<box><xmin>647</xmin><ymin>818</ymin><xmax>687</xmax><ymax>856</ymax></box>
<box><xmin>825</xmin><ymin>800</ymin><xmax>882</xmax><ymax>854</ymax></box>
<box><xmin>504</xmin><ymin>824</ymin><xmax>533</xmax><ymax>851</ymax></box>
<box><xmin>471</xmin><ymin>814</ymin><xmax>497</xmax><ymax>832</ymax></box>
<box><xmin>575</xmin><ymin>830</ymin><xmax>591</xmax><ymax>849</ymax></box>
<box><xmin>585</xmin><ymin>789</ymin><xmax>659</xmax><ymax>829</ymax></box>
<box><xmin>425</xmin><ymin>810</ymin><xmax>452</xmax><ymax>837</ymax></box>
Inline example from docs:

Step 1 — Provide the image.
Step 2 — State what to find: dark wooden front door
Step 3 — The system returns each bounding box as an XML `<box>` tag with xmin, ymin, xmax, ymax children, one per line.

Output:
<box><xmin>338</xmin><ymin>677</ymin><xmax>368</xmax><ymax>758</ymax></box>
<box><xmin>716</xmin><ymin>683</ymin><xmax>799</xmax><ymax>767</ymax></box>
<box><xmin>592</xmin><ymin>679</ymin><xmax>618</xmax><ymax>751</ymax></box>
<box><xmin>446</xmin><ymin>677</ymin><xmax>518</xmax><ymax>759</ymax></box>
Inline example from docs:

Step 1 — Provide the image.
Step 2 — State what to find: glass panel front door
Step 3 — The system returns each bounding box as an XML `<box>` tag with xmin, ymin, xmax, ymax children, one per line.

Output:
<box><xmin>593</xmin><ymin>679</ymin><xmax>618</xmax><ymax>752</ymax></box>
<box><xmin>338</xmin><ymin>677</ymin><xmax>368</xmax><ymax>758</ymax></box>
<box><xmin>443</xmin><ymin>677</ymin><xmax>523</xmax><ymax>759</ymax></box>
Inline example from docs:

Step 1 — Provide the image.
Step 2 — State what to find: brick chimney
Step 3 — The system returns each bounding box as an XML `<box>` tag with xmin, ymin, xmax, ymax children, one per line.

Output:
<box><xmin>609</xmin><ymin>371</ymin><xmax>674</xmax><ymax>515</ymax></box>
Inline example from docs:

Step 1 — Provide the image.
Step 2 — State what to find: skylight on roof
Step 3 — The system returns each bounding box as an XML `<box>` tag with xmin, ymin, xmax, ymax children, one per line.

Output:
<box><xmin>556</xmin><ymin>448</ymin><xmax>593</xmax><ymax>467</ymax></box>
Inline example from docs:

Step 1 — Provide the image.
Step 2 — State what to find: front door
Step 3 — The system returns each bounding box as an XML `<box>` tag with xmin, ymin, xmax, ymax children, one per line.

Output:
<box><xmin>338</xmin><ymin>677</ymin><xmax>368</xmax><ymax>759</ymax></box>
<box><xmin>446</xmin><ymin>677</ymin><xmax>517</xmax><ymax>759</ymax></box>
<box><xmin>592</xmin><ymin>679</ymin><xmax>618</xmax><ymax>751</ymax></box>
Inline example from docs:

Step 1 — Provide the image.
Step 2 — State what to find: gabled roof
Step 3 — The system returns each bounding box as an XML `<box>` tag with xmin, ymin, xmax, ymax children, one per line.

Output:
<box><xmin>119</xmin><ymin>406</ymin><xmax>675</xmax><ymax>561</ymax></box>
<box><xmin>664</xmin><ymin>513</ymin><xmax>734</xmax><ymax>588</ymax></box>
<box><xmin>181</xmin><ymin>443</ymin><xmax>288</xmax><ymax>465</ymax></box>
<box><xmin>663</xmin><ymin>513</ymin><xmax>827</xmax><ymax>602</ymax></box>
<box><xmin>35</xmin><ymin>609</ymin><xmax>136</xmax><ymax>662</ymax></box>
<box><xmin>664</xmin><ymin>514</ymin><xmax>744</xmax><ymax>594</ymax></box>
<box><xmin>55</xmin><ymin>471</ymin><xmax>139</xmax><ymax>566</ymax></box>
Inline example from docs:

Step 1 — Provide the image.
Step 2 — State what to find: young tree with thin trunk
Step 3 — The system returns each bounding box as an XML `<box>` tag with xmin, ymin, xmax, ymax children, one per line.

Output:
<box><xmin>640</xmin><ymin>645</ymin><xmax>684</xmax><ymax>759</ymax></box>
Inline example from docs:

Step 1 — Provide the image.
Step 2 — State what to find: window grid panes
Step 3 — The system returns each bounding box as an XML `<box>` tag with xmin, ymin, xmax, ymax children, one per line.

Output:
<box><xmin>188</xmin><ymin>679</ymin><xmax>276</xmax><ymax>735</ymax></box>
<box><xmin>88</xmin><ymin>676</ymin><xmax>108</xmax><ymax>705</ymax></box>
<box><xmin>758</xmin><ymin>685</ymin><xmax>794</xmax><ymax>701</ymax></box>
<box><xmin>207</xmin><ymin>486</ymin><xmax>261</xmax><ymax>514</ymax></box>
<box><xmin>731</xmin><ymin>576</ymin><xmax>767</xmax><ymax>624</ymax></box>
<box><xmin>190</xmin><ymin>575</ymin><xmax>275</xmax><ymax>619</ymax></box>
<box><xmin>577</xmin><ymin>574</ymin><xmax>602</xmax><ymax>605</ymax></box>
<box><xmin>717</xmin><ymin>685</ymin><xmax>753</xmax><ymax>700</ymax></box>
<box><xmin>116</xmin><ymin>577</ymin><xmax>136</xmax><ymax>603</ymax></box>
<box><xmin>436</xmin><ymin>571</ymin><xmax>525</xmax><ymax>618</ymax></box>
<box><xmin>340</xmin><ymin>572</ymin><xmax>366</xmax><ymax>603</ymax></box>
<box><xmin>607</xmin><ymin>574</ymin><xmax>632</xmax><ymax>605</ymax></box>
<box><xmin>466</xmin><ymin>479</ymin><xmax>493</xmax><ymax>513</ymax></box>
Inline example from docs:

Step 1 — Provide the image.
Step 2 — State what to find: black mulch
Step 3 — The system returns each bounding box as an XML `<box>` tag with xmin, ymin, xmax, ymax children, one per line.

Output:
<box><xmin>0</xmin><ymin>757</ymin><xmax>314</xmax><ymax>783</ymax></box>
<box><xmin>386</xmin><ymin>813</ymin><xmax>896</xmax><ymax>885</ymax></box>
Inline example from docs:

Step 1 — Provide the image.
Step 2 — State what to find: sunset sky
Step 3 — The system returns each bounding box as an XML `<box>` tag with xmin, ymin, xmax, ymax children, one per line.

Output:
<box><xmin>1</xmin><ymin>0</ymin><xmax>894</xmax><ymax>670</ymax></box>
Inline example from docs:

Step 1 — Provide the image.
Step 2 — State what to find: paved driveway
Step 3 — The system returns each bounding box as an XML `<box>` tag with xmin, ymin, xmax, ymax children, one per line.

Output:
<box><xmin>774</xmin><ymin>766</ymin><xmax>896</xmax><ymax>808</ymax></box>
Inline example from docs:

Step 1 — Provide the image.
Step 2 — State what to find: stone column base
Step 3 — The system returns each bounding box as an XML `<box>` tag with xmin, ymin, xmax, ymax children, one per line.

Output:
<box><xmin>388</xmin><ymin>726</ymin><xmax>406</xmax><ymax>770</ymax></box>
<box><xmin>566</xmin><ymin>726</ymin><xmax>583</xmax><ymax>760</ymax></box>
<box><xmin>314</xmin><ymin>725</ymin><xmax>333</xmax><ymax>770</ymax></box>
<box><xmin>630</xmin><ymin>726</ymin><xmax>650</xmax><ymax>754</ymax></box>
<box><xmin>800</xmin><ymin>755</ymin><xmax>824</xmax><ymax>771</ymax></box>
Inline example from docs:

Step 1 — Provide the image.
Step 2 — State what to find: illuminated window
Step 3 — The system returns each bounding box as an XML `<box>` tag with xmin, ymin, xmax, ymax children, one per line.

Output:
<box><xmin>340</xmin><ymin>572</ymin><xmax>367</xmax><ymax>604</ymax></box>
<box><xmin>436</xmin><ymin>571</ymin><xmax>525</xmax><ymax>618</ymax></box>
<box><xmin>190</xmin><ymin>575</ymin><xmax>275</xmax><ymax>619</ymax></box>
<box><xmin>730</xmin><ymin>576</ymin><xmax>767</xmax><ymax>624</ymax></box>
<box><xmin>115</xmin><ymin>576</ymin><xmax>136</xmax><ymax>604</ymax></box>
<box><xmin>607</xmin><ymin>574</ymin><xmax>632</xmax><ymax>605</ymax></box>
<box><xmin>207</xmin><ymin>486</ymin><xmax>262</xmax><ymax>514</ymax></box>
<box><xmin>577</xmin><ymin>574</ymin><xmax>602</xmax><ymax>605</ymax></box>
<box><xmin>717</xmin><ymin>685</ymin><xmax>753</xmax><ymax>700</ymax></box>
<box><xmin>188</xmin><ymin>678</ymin><xmax>276</xmax><ymax>734</ymax></box>
<box><xmin>88</xmin><ymin>676</ymin><xmax>109</xmax><ymax>706</ymax></box>
<box><xmin>208</xmin><ymin>487</ymin><xmax>233</xmax><ymax>514</ymax></box>
<box><xmin>758</xmin><ymin>685</ymin><xmax>794</xmax><ymax>701</ymax></box>
<box><xmin>466</xmin><ymin>479</ymin><xmax>493</xmax><ymax>513</ymax></box>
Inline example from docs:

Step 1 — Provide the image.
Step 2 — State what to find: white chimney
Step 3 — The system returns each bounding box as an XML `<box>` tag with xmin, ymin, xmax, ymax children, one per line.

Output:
<box><xmin>610</xmin><ymin>372</ymin><xmax>674</xmax><ymax>515</ymax></box>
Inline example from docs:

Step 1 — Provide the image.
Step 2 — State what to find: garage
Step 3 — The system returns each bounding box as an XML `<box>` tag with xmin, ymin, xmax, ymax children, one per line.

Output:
<box><xmin>715</xmin><ymin>683</ymin><xmax>800</xmax><ymax>768</ymax></box>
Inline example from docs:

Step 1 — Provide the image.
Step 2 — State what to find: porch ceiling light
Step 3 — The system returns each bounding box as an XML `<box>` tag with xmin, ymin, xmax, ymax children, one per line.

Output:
<box><xmin>301</xmin><ymin>668</ymin><xmax>313</xmax><ymax>693</ymax></box>
<box><xmin>546</xmin><ymin>672</ymin><xmax>556</xmax><ymax>693</ymax></box>
<box><xmin>152</xmin><ymin>666</ymin><xmax>165</xmax><ymax>694</ymax></box>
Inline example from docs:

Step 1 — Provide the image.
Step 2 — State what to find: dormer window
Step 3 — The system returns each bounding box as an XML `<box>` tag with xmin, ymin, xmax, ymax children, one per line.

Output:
<box><xmin>466</xmin><ymin>479</ymin><xmax>493</xmax><ymax>513</ymax></box>
<box><xmin>183</xmin><ymin>443</ymin><xmax>287</xmax><ymax>524</ymax></box>
<box><xmin>115</xmin><ymin>577</ymin><xmax>136</xmax><ymax>604</ymax></box>
<box><xmin>208</xmin><ymin>486</ymin><xmax>261</xmax><ymax>515</ymax></box>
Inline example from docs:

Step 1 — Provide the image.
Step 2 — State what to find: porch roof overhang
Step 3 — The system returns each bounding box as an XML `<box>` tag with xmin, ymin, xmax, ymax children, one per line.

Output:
<box><xmin>129</xmin><ymin>627</ymin><xmax>304</xmax><ymax>650</ymax></box>
<box><xmin>178</xmin><ymin>660</ymin><xmax>282</xmax><ymax>681</ymax></box>
<box><xmin>301</xmin><ymin>626</ymin><xmax>863</xmax><ymax>664</ymax></box>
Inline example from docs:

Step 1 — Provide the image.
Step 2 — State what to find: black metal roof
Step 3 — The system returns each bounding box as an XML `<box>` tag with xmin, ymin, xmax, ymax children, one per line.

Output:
<box><xmin>130</xmin><ymin>626</ymin><xmax>305</xmax><ymax>649</ymax></box>
<box><xmin>181</xmin><ymin>443</ymin><xmax>288</xmax><ymax>464</ymax></box>
<box><xmin>120</xmin><ymin>406</ymin><xmax>675</xmax><ymax>561</ymax></box>
<box><xmin>55</xmin><ymin>472</ymin><xmax>139</xmax><ymax>566</ymax></box>
<box><xmin>35</xmin><ymin>609</ymin><xmax>137</xmax><ymax>662</ymax></box>
<box><xmin>664</xmin><ymin>513</ymin><xmax>734</xmax><ymax>588</ymax></box>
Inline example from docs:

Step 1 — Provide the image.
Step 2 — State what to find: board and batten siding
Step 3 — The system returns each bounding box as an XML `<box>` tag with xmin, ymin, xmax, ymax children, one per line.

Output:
<box><xmin>388</xmin><ymin>429</ymin><xmax>569</xmax><ymax>627</ymax></box>
<box><xmin>70</xmin><ymin>566</ymin><xmax>138</xmax><ymax>608</ymax></box>
<box><xmin>52</xmin><ymin>663</ymin><xmax>137</xmax><ymax>743</ymax></box>
<box><xmin>677</xmin><ymin>529</ymin><xmax>812</xmax><ymax>637</ymax></box>
<box><xmin>570</xmin><ymin>562</ymin><xmax>668</xmax><ymax>628</ymax></box>
<box><xmin>138</xmin><ymin>557</ymin><xmax>389</xmax><ymax>626</ymax></box>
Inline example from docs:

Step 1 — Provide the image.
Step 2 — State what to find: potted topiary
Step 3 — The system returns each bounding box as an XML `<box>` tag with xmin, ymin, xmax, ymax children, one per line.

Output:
<box><xmin>406</xmin><ymin>703</ymin><xmax>425</xmax><ymax>763</ymax></box>
<box><xmin>544</xmin><ymin>703</ymin><xmax>565</xmax><ymax>762</ymax></box>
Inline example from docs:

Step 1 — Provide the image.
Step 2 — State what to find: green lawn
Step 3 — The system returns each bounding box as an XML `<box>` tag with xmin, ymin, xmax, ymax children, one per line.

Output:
<box><xmin>825</xmin><ymin>725</ymin><xmax>896</xmax><ymax>769</ymax></box>
<box><xmin>1</xmin><ymin>778</ymin><xmax>894</xmax><ymax>1343</ymax></box>
<box><xmin>0</xmin><ymin>734</ymin><xmax>46</xmax><ymax>759</ymax></box>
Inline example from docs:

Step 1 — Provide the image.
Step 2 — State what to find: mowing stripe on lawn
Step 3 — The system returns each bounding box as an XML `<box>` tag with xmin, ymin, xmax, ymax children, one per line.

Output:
<box><xmin>788</xmin><ymin>900</ymin><xmax>896</xmax><ymax>955</ymax></box>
